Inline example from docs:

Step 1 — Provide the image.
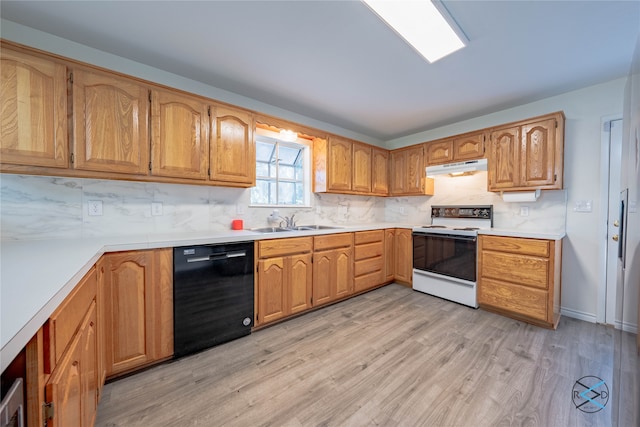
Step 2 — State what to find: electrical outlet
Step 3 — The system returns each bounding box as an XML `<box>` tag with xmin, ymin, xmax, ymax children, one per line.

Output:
<box><xmin>520</xmin><ymin>206</ymin><xmax>529</xmax><ymax>217</ymax></box>
<box><xmin>574</xmin><ymin>200</ymin><xmax>593</xmax><ymax>213</ymax></box>
<box><xmin>88</xmin><ymin>200</ymin><xmax>103</xmax><ymax>216</ymax></box>
<box><xmin>151</xmin><ymin>202</ymin><xmax>163</xmax><ymax>216</ymax></box>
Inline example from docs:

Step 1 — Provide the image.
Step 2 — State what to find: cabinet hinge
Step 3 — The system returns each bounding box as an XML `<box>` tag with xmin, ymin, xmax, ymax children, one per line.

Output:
<box><xmin>43</xmin><ymin>401</ymin><xmax>55</xmax><ymax>421</ymax></box>
<box><xmin>69</xmin><ymin>72</ymin><xmax>73</xmax><ymax>84</ymax></box>
<box><xmin>208</xmin><ymin>106</ymin><xmax>211</xmax><ymax>117</ymax></box>
<box><xmin>149</xmin><ymin>162</ymin><xmax>152</xmax><ymax>172</ymax></box>
<box><xmin>70</xmin><ymin>152</ymin><xmax>75</xmax><ymax>164</ymax></box>
<box><xmin>148</xmin><ymin>91</ymin><xmax>152</xmax><ymax>102</ymax></box>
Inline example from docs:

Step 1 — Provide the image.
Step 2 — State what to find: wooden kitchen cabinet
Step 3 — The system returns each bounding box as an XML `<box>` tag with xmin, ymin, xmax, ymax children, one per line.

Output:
<box><xmin>372</xmin><ymin>147</ymin><xmax>389</xmax><ymax>195</ymax></box>
<box><xmin>43</xmin><ymin>267</ymin><xmax>99</xmax><ymax>427</ymax></box>
<box><xmin>313</xmin><ymin>233</ymin><xmax>353</xmax><ymax>306</ymax></box>
<box><xmin>425</xmin><ymin>131</ymin><xmax>486</xmax><ymax>166</ymax></box>
<box><xmin>352</xmin><ymin>142</ymin><xmax>372</xmax><ymax>193</ymax></box>
<box><xmin>393</xmin><ymin>228</ymin><xmax>413</xmax><ymax>286</ymax></box>
<box><xmin>488</xmin><ymin>112</ymin><xmax>564</xmax><ymax>191</ymax></box>
<box><xmin>150</xmin><ymin>88</ymin><xmax>209</xmax><ymax>180</ymax></box>
<box><xmin>478</xmin><ymin>235</ymin><xmax>562</xmax><ymax>329</ymax></box>
<box><xmin>71</xmin><ymin>66</ymin><xmax>150</xmax><ymax>175</ymax></box>
<box><xmin>389</xmin><ymin>144</ymin><xmax>434</xmax><ymax>196</ymax></box>
<box><xmin>384</xmin><ymin>228</ymin><xmax>395</xmax><ymax>282</ymax></box>
<box><xmin>0</xmin><ymin>43</ymin><xmax>69</xmax><ymax>169</ymax></box>
<box><xmin>209</xmin><ymin>105</ymin><xmax>255</xmax><ymax>186</ymax></box>
<box><xmin>98</xmin><ymin>248</ymin><xmax>173</xmax><ymax>378</ymax></box>
<box><xmin>327</xmin><ymin>136</ymin><xmax>353</xmax><ymax>192</ymax></box>
<box><xmin>354</xmin><ymin>230</ymin><xmax>385</xmax><ymax>293</ymax></box>
<box><xmin>257</xmin><ymin>237</ymin><xmax>313</xmax><ymax>326</ymax></box>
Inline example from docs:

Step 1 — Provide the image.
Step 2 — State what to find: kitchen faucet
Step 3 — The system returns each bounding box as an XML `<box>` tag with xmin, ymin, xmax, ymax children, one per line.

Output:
<box><xmin>279</xmin><ymin>214</ymin><xmax>296</xmax><ymax>229</ymax></box>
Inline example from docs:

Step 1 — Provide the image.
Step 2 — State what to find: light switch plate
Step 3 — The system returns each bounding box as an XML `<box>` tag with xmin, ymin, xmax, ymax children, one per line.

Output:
<box><xmin>151</xmin><ymin>202</ymin><xmax>163</xmax><ymax>216</ymax></box>
<box><xmin>574</xmin><ymin>200</ymin><xmax>593</xmax><ymax>213</ymax></box>
<box><xmin>88</xmin><ymin>200</ymin><xmax>103</xmax><ymax>216</ymax></box>
<box><xmin>520</xmin><ymin>206</ymin><xmax>529</xmax><ymax>217</ymax></box>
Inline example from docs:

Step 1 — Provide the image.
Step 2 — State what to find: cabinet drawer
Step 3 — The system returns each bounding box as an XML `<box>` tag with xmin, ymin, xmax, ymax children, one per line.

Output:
<box><xmin>478</xmin><ymin>278</ymin><xmax>548</xmax><ymax>322</ymax></box>
<box><xmin>481</xmin><ymin>235</ymin><xmax>549</xmax><ymax>257</ymax></box>
<box><xmin>482</xmin><ymin>251</ymin><xmax>549</xmax><ymax>289</ymax></box>
<box><xmin>354</xmin><ymin>230</ymin><xmax>384</xmax><ymax>245</ymax></box>
<box><xmin>355</xmin><ymin>256</ymin><xmax>383</xmax><ymax>277</ymax></box>
<box><xmin>354</xmin><ymin>241</ymin><xmax>383</xmax><ymax>260</ymax></box>
<box><xmin>314</xmin><ymin>233</ymin><xmax>352</xmax><ymax>251</ymax></box>
<box><xmin>354</xmin><ymin>270</ymin><xmax>384</xmax><ymax>293</ymax></box>
<box><xmin>46</xmin><ymin>267</ymin><xmax>97</xmax><ymax>367</ymax></box>
<box><xmin>259</xmin><ymin>237</ymin><xmax>313</xmax><ymax>258</ymax></box>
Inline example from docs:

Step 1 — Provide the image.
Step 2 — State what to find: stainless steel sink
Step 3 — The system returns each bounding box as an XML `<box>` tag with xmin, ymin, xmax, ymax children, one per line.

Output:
<box><xmin>251</xmin><ymin>227</ymin><xmax>292</xmax><ymax>233</ymax></box>
<box><xmin>292</xmin><ymin>225</ymin><xmax>343</xmax><ymax>230</ymax></box>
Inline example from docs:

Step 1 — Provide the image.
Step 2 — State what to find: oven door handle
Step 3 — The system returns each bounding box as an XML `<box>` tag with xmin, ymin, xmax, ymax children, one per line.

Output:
<box><xmin>412</xmin><ymin>232</ymin><xmax>477</xmax><ymax>242</ymax></box>
<box><xmin>413</xmin><ymin>269</ymin><xmax>476</xmax><ymax>287</ymax></box>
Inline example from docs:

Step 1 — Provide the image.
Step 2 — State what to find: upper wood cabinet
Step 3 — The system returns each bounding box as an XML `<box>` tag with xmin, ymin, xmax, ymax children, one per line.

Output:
<box><xmin>0</xmin><ymin>44</ymin><xmax>69</xmax><ymax>168</ymax></box>
<box><xmin>425</xmin><ymin>130</ymin><xmax>485</xmax><ymax>166</ymax></box>
<box><xmin>72</xmin><ymin>67</ymin><xmax>150</xmax><ymax>175</ymax></box>
<box><xmin>352</xmin><ymin>142</ymin><xmax>372</xmax><ymax>193</ymax></box>
<box><xmin>210</xmin><ymin>106</ymin><xmax>255</xmax><ymax>185</ymax></box>
<box><xmin>314</xmin><ymin>136</ymin><xmax>390</xmax><ymax>196</ymax></box>
<box><xmin>98</xmin><ymin>249</ymin><xmax>173</xmax><ymax>378</ymax></box>
<box><xmin>389</xmin><ymin>144</ymin><xmax>434</xmax><ymax>196</ymax></box>
<box><xmin>488</xmin><ymin>112</ymin><xmax>564</xmax><ymax>192</ymax></box>
<box><xmin>150</xmin><ymin>89</ymin><xmax>209</xmax><ymax>180</ymax></box>
<box><xmin>372</xmin><ymin>147</ymin><xmax>389</xmax><ymax>195</ymax></box>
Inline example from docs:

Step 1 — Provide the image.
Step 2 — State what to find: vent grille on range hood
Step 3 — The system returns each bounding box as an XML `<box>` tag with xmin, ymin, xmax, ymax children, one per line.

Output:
<box><xmin>426</xmin><ymin>158</ymin><xmax>487</xmax><ymax>177</ymax></box>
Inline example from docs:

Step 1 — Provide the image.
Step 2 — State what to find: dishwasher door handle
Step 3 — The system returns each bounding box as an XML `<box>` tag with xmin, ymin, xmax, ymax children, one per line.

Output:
<box><xmin>186</xmin><ymin>251</ymin><xmax>247</xmax><ymax>263</ymax></box>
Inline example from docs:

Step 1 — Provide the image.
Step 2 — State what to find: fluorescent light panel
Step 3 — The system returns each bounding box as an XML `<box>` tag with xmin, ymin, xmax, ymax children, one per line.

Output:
<box><xmin>363</xmin><ymin>0</ymin><xmax>466</xmax><ymax>63</ymax></box>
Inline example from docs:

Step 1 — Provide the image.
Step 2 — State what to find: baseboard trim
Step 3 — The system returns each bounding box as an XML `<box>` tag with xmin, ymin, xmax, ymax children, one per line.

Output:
<box><xmin>560</xmin><ymin>307</ymin><xmax>597</xmax><ymax>323</ymax></box>
<box><xmin>614</xmin><ymin>320</ymin><xmax>639</xmax><ymax>334</ymax></box>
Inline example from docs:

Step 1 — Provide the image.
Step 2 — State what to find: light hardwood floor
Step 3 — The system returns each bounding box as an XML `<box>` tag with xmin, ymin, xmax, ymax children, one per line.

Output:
<box><xmin>96</xmin><ymin>284</ymin><xmax>636</xmax><ymax>426</ymax></box>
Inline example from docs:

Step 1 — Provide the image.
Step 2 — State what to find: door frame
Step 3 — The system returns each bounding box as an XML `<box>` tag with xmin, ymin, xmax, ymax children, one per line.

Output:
<box><xmin>597</xmin><ymin>114</ymin><xmax>623</xmax><ymax>324</ymax></box>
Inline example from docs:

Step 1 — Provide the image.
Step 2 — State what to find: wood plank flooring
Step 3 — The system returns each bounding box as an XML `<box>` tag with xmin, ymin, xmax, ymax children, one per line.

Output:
<box><xmin>96</xmin><ymin>284</ymin><xmax>637</xmax><ymax>427</ymax></box>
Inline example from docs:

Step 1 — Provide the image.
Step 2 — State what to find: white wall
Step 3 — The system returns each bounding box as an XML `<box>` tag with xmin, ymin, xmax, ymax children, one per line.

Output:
<box><xmin>387</xmin><ymin>79</ymin><xmax>628</xmax><ymax>325</ymax></box>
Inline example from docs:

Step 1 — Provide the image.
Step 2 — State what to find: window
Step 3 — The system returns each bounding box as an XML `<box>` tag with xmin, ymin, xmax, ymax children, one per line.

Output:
<box><xmin>250</xmin><ymin>136</ymin><xmax>310</xmax><ymax>206</ymax></box>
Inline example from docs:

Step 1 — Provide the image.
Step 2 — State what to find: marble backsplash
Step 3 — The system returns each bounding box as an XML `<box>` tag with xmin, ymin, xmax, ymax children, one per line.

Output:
<box><xmin>0</xmin><ymin>172</ymin><xmax>565</xmax><ymax>240</ymax></box>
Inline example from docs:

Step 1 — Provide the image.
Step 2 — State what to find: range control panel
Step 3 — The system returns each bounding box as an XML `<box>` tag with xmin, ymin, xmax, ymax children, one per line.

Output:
<box><xmin>431</xmin><ymin>205</ymin><xmax>493</xmax><ymax>219</ymax></box>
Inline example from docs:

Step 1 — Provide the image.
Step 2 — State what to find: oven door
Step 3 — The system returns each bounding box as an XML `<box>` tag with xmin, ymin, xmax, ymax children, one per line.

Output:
<box><xmin>412</xmin><ymin>232</ymin><xmax>477</xmax><ymax>282</ymax></box>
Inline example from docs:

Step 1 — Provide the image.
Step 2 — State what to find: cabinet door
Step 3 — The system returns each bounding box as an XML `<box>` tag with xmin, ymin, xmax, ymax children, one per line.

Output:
<box><xmin>488</xmin><ymin>127</ymin><xmax>519</xmax><ymax>191</ymax></box>
<box><xmin>334</xmin><ymin>247</ymin><xmax>353</xmax><ymax>299</ymax></box>
<box><xmin>394</xmin><ymin>229</ymin><xmax>412</xmax><ymax>284</ymax></box>
<box><xmin>72</xmin><ymin>68</ymin><xmax>149</xmax><ymax>174</ymax></box>
<box><xmin>404</xmin><ymin>145</ymin><xmax>425</xmax><ymax>194</ymax></box>
<box><xmin>425</xmin><ymin>140</ymin><xmax>453</xmax><ymax>165</ymax></box>
<box><xmin>0</xmin><ymin>46</ymin><xmax>68</xmax><ymax>168</ymax></box>
<box><xmin>327</xmin><ymin>137</ymin><xmax>352</xmax><ymax>191</ymax></box>
<box><xmin>384</xmin><ymin>228</ymin><xmax>395</xmax><ymax>282</ymax></box>
<box><xmin>520</xmin><ymin>118</ymin><xmax>557</xmax><ymax>187</ymax></box>
<box><xmin>80</xmin><ymin>304</ymin><xmax>98</xmax><ymax>427</ymax></box>
<box><xmin>372</xmin><ymin>147</ymin><xmax>389</xmax><ymax>195</ymax></box>
<box><xmin>389</xmin><ymin>150</ymin><xmax>405</xmax><ymax>194</ymax></box>
<box><xmin>313</xmin><ymin>251</ymin><xmax>334</xmax><ymax>306</ymax></box>
<box><xmin>210</xmin><ymin>106</ymin><xmax>255</xmax><ymax>185</ymax></box>
<box><xmin>257</xmin><ymin>257</ymin><xmax>287</xmax><ymax>324</ymax></box>
<box><xmin>101</xmin><ymin>249</ymin><xmax>173</xmax><ymax>377</ymax></box>
<box><xmin>150</xmin><ymin>89</ymin><xmax>209</xmax><ymax>180</ymax></box>
<box><xmin>352</xmin><ymin>142</ymin><xmax>372</xmax><ymax>193</ymax></box>
<box><xmin>288</xmin><ymin>253</ymin><xmax>313</xmax><ymax>314</ymax></box>
<box><xmin>453</xmin><ymin>132</ymin><xmax>484</xmax><ymax>161</ymax></box>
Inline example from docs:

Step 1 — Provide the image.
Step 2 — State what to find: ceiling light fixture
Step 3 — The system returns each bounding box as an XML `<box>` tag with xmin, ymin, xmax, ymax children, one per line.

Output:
<box><xmin>362</xmin><ymin>0</ymin><xmax>467</xmax><ymax>63</ymax></box>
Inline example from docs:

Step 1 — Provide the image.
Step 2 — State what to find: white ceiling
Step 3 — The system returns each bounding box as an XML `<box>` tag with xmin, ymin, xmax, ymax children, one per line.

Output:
<box><xmin>1</xmin><ymin>1</ymin><xmax>639</xmax><ymax>141</ymax></box>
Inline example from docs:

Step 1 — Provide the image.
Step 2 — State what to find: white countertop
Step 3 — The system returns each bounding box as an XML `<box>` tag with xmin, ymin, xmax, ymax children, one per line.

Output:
<box><xmin>0</xmin><ymin>223</ymin><xmax>408</xmax><ymax>372</ymax></box>
<box><xmin>0</xmin><ymin>222</ymin><xmax>565</xmax><ymax>372</ymax></box>
<box><xmin>479</xmin><ymin>228</ymin><xmax>566</xmax><ymax>240</ymax></box>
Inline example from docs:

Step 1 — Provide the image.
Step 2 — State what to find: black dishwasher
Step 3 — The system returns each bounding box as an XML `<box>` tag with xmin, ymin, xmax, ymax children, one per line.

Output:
<box><xmin>173</xmin><ymin>242</ymin><xmax>254</xmax><ymax>359</ymax></box>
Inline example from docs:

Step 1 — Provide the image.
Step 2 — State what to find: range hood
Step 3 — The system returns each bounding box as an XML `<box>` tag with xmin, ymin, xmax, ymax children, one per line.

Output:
<box><xmin>426</xmin><ymin>158</ymin><xmax>488</xmax><ymax>177</ymax></box>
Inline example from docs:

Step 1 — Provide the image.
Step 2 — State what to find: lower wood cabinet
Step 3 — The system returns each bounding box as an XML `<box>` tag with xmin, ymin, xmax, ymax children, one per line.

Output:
<box><xmin>354</xmin><ymin>230</ymin><xmax>385</xmax><ymax>293</ymax></box>
<box><xmin>384</xmin><ymin>228</ymin><xmax>395</xmax><ymax>282</ymax></box>
<box><xmin>256</xmin><ymin>237</ymin><xmax>313</xmax><ymax>326</ymax></box>
<box><xmin>393</xmin><ymin>228</ymin><xmax>413</xmax><ymax>286</ymax></box>
<box><xmin>478</xmin><ymin>235</ymin><xmax>562</xmax><ymax>329</ymax></box>
<box><xmin>313</xmin><ymin>233</ymin><xmax>353</xmax><ymax>306</ymax></box>
<box><xmin>42</xmin><ymin>267</ymin><xmax>99</xmax><ymax>427</ymax></box>
<box><xmin>97</xmin><ymin>248</ymin><xmax>173</xmax><ymax>378</ymax></box>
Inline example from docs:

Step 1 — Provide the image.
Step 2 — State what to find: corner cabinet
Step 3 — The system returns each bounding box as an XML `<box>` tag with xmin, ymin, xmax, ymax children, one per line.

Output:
<box><xmin>209</xmin><ymin>106</ymin><xmax>255</xmax><ymax>186</ymax></box>
<box><xmin>256</xmin><ymin>237</ymin><xmax>313</xmax><ymax>326</ymax></box>
<box><xmin>389</xmin><ymin>145</ymin><xmax>434</xmax><ymax>196</ymax></box>
<box><xmin>97</xmin><ymin>249</ymin><xmax>173</xmax><ymax>378</ymax></box>
<box><xmin>478</xmin><ymin>235</ymin><xmax>562</xmax><ymax>329</ymax></box>
<box><xmin>71</xmin><ymin>66</ymin><xmax>150</xmax><ymax>175</ymax></box>
<box><xmin>0</xmin><ymin>43</ymin><xmax>69</xmax><ymax>169</ymax></box>
<box><xmin>488</xmin><ymin>112</ymin><xmax>564</xmax><ymax>192</ymax></box>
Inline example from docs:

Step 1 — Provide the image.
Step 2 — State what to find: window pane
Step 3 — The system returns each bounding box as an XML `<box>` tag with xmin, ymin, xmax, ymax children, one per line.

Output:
<box><xmin>256</xmin><ymin>162</ymin><xmax>270</xmax><ymax>177</ymax></box>
<box><xmin>251</xmin><ymin>180</ymin><xmax>270</xmax><ymax>204</ymax></box>
<box><xmin>294</xmin><ymin>164</ymin><xmax>304</xmax><ymax>180</ymax></box>
<box><xmin>269</xmin><ymin>181</ymin><xmax>277</xmax><ymax>204</ymax></box>
<box><xmin>256</xmin><ymin>141</ymin><xmax>275</xmax><ymax>163</ymax></box>
<box><xmin>280</xmin><ymin>164</ymin><xmax>295</xmax><ymax>180</ymax></box>
<box><xmin>278</xmin><ymin>145</ymin><xmax>301</xmax><ymax>165</ymax></box>
<box><xmin>278</xmin><ymin>182</ymin><xmax>296</xmax><ymax>204</ymax></box>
